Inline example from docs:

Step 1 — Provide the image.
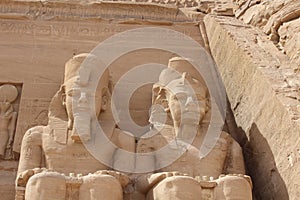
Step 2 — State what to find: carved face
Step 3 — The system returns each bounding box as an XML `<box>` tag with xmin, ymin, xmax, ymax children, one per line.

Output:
<box><xmin>63</xmin><ymin>77</ymin><xmax>106</xmax><ymax>125</ymax></box>
<box><xmin>164</xmin><ymin>79</ymin><xmax>207</xmax><ymax>127</ymax></box>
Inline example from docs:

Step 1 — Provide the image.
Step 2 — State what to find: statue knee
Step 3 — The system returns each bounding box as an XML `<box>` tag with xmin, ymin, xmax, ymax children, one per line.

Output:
<box><xmin>79</xmin><ymin>174</ymin><xmax>123</xmax><ymax>200</ymax></box>
<box><xmin>215</xmin><ymin>175</ymin><xmax>252</xmax><ymax>200</ymax></box>
<box><xmin>25</xmin><ymin>172</ymin><xmax>66</xmax><ymax>200</ymax></box>
<box><xmin>149</xmin><ymin>176</ymin><xmax>202</xmax><ymax>200</ymax></box>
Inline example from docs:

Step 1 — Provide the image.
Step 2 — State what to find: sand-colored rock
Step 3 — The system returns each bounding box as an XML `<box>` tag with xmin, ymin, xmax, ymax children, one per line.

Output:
<box><xmin>198</xmin><ymin>0</ymin><xmax>236</xmax><ymax>16</ymax></box>
<box><xmin>234</xmin><ymin>0</ymin><xmax>300</xmax><ymax>69</ymax></box>
<box><xmin>0</xmin><ymin>161</ymin><xmax>18</xmax><ymax>200</ymax></box>
<box><xmin>278</xmin><ymin>17</ymin><xmax>300</xmax><ymax>65</ymax></box>
<box><xmin>204</xmin><ymin>14</ymin><xmax>300</xmax><ymax>199</ymax></box>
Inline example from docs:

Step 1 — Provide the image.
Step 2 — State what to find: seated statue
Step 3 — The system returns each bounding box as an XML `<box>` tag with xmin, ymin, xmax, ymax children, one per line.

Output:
<box><xmin>16</xmin><ymin>53</ymin><xmax>135</xmax><ymax>200</ymax></box>
<box><xmin>135</xmin><ymin>57</ymin><xmax>252</xmax><ymax>200</ymax></box>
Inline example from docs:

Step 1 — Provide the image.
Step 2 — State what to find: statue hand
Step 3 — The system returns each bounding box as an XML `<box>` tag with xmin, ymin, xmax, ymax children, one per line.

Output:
<box><xmin>16</xmin><ymin>168</ymin><xmax>48</xmax><ymax>187</ymax></box>
<box><xmin>6</xmin><ymin>139</ymin><xmax>13</xmax><ymax>149</ymax></box>
<box><xmin>6</xmin><ymin>143</ymin><xmax>11</xmax><ymax>150</ymax></box>
<box><xmin>136</xmin><ymin>172</ymin><xmax>188</xmax><ymax>194</ymax></box>
<box><xmin>94</xmin><ymin>170</ymin><xmax>130</xmax><ymax>188</ymax></box>
<box><xmin>148</xmin><ymin>171</ymin><xmax>187</xmax><ymax>186</ymax></box>
<box><xmin>16</xmin><ymin>169</ymin><xmax>34</xmax><ymax>187</ymax></box>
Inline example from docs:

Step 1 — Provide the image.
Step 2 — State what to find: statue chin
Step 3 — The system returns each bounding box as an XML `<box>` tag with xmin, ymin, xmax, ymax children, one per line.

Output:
<box><xmin>71</xmin><ymin>112</ymin><xmax>91</xmax><ymax>142</ymax></box>
<box><xmin>70</xmin><ymin>127</ymin><xmax>91</xmax><ymax>143</ymax></box>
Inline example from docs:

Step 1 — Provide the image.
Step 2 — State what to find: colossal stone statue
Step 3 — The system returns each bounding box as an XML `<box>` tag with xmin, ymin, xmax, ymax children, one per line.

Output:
<box><xmin>16</xmin><ymin>53</ymin><xmax>135</xmax><ymax>200</ymax></box>
<box><xmin>0</xmin><ymin>84</ymin><xmax>18</xmax><ymax>160</ymax></box>
<box><xmin>136</xmin><ymin>57</ymin><xmax>253</xmax><ymax>200</ymax></box>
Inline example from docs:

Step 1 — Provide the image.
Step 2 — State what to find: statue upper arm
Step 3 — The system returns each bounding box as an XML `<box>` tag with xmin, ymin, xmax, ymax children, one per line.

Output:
<box><xmin>18</xmin><ymin>126</ymin><xmax>44</xmax><ymax>175</ymax></box>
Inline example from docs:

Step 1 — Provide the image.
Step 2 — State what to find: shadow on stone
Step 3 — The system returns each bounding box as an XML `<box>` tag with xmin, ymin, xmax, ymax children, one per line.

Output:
<box><xmin>224</xmin><ymin>101</ymin><xmax>289</xmax><ymax>200</ymax></box>
<box><xmin>244</xmin><ymin>123</ymin><xmax>289</xmax><ymax>200</ymax></box>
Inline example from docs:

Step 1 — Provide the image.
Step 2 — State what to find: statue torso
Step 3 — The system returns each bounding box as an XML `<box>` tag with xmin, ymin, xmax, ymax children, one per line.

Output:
<box><xmin>138</xmin><ymin>126</ymin><xmax>231</xmax><ymax>178</ymax></box>
<box><xmin>42</xmin><ymin>126</ymin><xmax>112</xmax><ymax>175</ymax></box>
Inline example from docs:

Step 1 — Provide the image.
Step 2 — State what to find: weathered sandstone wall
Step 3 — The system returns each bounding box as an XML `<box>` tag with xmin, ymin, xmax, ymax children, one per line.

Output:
<box><xmin>204</xmin><ymin>14</ymin><xmax>300</xmax><ymax>199</ymax></box>
<box><xmin>234</xmin><ymin>0</ymin><xmax>300</xmax><ymax>70</ymax></box>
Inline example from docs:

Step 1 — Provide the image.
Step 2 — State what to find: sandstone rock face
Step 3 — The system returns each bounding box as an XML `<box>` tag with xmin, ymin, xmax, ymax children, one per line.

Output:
<box><xmin>234</xmin><ymin>0</ymin><xmax>300</xmax><ymax>70</ymax></box>
<box><xmin>278</xmin><ymin>17</ymin><xmax>300</xmax><ymax>65</ymax></box>
<box><xmin>204</xmin><ymin>14</ymin><xmax>300</xmax><ymax>200</ymax></box>
<box><xmin>0</xmin><ymin>161</ymin><xmax>18</xmax><ymax>200</ymax></box>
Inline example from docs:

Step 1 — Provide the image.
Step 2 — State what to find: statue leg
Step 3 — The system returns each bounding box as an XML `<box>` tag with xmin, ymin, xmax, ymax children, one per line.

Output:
<box><xmin>214</xmin><ymin>175</ymin><xmax>252</xmax><ymax>200</ymax></box>
<box><xmin>0</xmin><ymin>130</ymin><xmax>8</xmax><ymax>157</ymax></box>
<box><xmin>79</xmin><ymin>174</ymin><xmax>123</xmax><ymax>200</ymax></box>
<box><xmin>25</xmin><ymin>172</ymin><xmax>66</xmax><ymax>200</ymax></box>
<box><xmin>147</xmin><ymin>176</ymin><xmax>202</xmax><ymax>200</ymax></box>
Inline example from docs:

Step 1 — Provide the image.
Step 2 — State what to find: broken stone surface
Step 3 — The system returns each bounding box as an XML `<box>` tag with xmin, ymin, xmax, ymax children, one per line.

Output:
<box><xmin>0</xmin><ymin>161</ymin><xmax>18</xmax><ymax>200</ymax></box>
<box><xmin>233</xmin><ymin>0</ymin><xmax>300</xmax><ymax>69</ymax></box>
<box><xmin>198</xmin><ymin>0</ymin><xmax>236</xmax><ymax>16</ymax></box>
<box><xmin>278</xmin><ymin>17</ymin><xmax>300</xmax><ymax>66</ymax></box>
<box><xmin>204</xmin><ymin>14</ymin><xmax>300</xmax><ymax>200</ymax></box>
<box><xmin>0</xmin><ymin>0</ymin><xmax>204</xmax><ymax>22</ymax></box>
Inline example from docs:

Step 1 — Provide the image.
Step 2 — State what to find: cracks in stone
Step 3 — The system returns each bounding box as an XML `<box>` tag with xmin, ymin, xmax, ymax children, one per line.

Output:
<box><xmin>233</xmin><ymin>101</ymin><xmax>240</xmax><ymax>111</ymax></box>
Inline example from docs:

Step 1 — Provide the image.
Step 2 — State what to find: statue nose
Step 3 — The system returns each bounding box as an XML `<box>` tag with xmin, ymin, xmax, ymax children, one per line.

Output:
<box><xmin>184</xmin><ymin>96</ymin><xmax>197</xmax><ymax>110</ymax></box>
<box><xmin>78</xmin><ymin>93</ymin><xmax>88</xmax><ymax>106</ymax></box>
<box><xmin>185</xmin><ymin>96</ymin><xmax>194</xmax><ymax>106</ymax></box>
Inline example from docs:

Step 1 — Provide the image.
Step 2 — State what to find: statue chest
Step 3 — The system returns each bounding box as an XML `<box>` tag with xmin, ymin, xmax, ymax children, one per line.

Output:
<box><xmin>42</xmin><ymin>129</ymin><xmax>109</xmax><ymax>174</ymax></box>
<box><xmin>160</xmin><ymin>137</ymin><xmax>229</xmax><ymax>178</ymax></box>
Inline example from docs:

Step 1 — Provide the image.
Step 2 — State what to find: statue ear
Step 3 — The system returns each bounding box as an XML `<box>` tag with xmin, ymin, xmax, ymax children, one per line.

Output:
<box><xmin>152</xmin><ymin>83</ymin><xmax>160</xmax><ymax>104</ymax></box>
<box><xmin>48</xmin><ymin>85</ymin><xmax>68</xmax><ymax>121</ymax></box>
<box><xmin>155</xmin><ymin>88</ymin><xmax>170</xmax><ymax>113</ymax></box>
<box><xmin>101</xmin><ymin>87</ymin><xmax>110</xmax><ymax>111</ymax></box>
<box><xmin>163</xmin><ymin>104</ymin><xmax>170</xmax><ymax>113</ymax></box>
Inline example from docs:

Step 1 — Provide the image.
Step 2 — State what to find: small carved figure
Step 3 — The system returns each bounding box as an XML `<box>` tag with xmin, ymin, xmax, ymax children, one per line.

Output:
<box><xmin>0</xmin><ymin>84</ymin><xmax>18</xmax><ymax>160</ymax></box>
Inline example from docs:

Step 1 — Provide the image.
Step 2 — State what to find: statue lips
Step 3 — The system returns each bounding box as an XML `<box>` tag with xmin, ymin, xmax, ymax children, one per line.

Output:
<box><xmin>72</xmin><ymin>92</ymin><xmax>92</xmax><ymax>142</ymax></box>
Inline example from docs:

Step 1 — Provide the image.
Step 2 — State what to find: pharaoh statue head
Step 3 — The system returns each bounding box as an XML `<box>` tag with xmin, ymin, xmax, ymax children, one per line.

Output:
<box><xmin>150</xmin><ymin>57</ymin><xmax>209</xmax><ymax>133</ymax></box>
<box><xmin>48</xmin><ymin>53</ymin><xmax>110</xmax><ymax>143</ymax></box>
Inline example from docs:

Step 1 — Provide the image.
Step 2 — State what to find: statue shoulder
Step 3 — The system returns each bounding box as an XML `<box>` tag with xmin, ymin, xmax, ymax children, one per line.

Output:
<box><xmin>113</xmin><ymin>128</ymin><xmax>135</xmax><ymax>152</ymax></box>
<box><xmin>220</xmin><ymin>131</ymin><xmax>235</xmax><ymax>143</ymax></box>
<box><xmin>220</xmin><ymin>131</ymin><xmax>241</xmax><ymax>147</ymax></box>
<box><xmin>137</xmin><ymin>130</ymin><xmax>168</xmax><ymax>152</ymax></box>
<box><xmin>22</xmin><ymin>125</ymin><xmax>45</xmax><ymax>143</ymax></box>
<box><xmin>220</xmin><ymin>131</ymin><xmax>230</xmax><ymax>139</ymax></box>
<box><xmin>114</xmin><ymin>128</ymin><xmax>134</xmax><ymax>138</ymax></box>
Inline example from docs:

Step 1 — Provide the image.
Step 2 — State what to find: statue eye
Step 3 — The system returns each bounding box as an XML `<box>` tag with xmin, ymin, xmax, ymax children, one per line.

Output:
<box><xmin>171</xmin><ymin>95</ymin><xmax>178</xmax><ymax>100</ymax></box>
<box><xmin>175</xmin><ymin>93</ymin><xmax>187</xmax><ymax>102</ymax></box>
<box><xmin>196</xmin><ymin>94</ymin><xmax>205</xmax><ymax>100</ymax></box>
<box><xmin>67</xmin><ymin>89</ymin><xmax>80</xmax><ymax>98</ymax></box>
